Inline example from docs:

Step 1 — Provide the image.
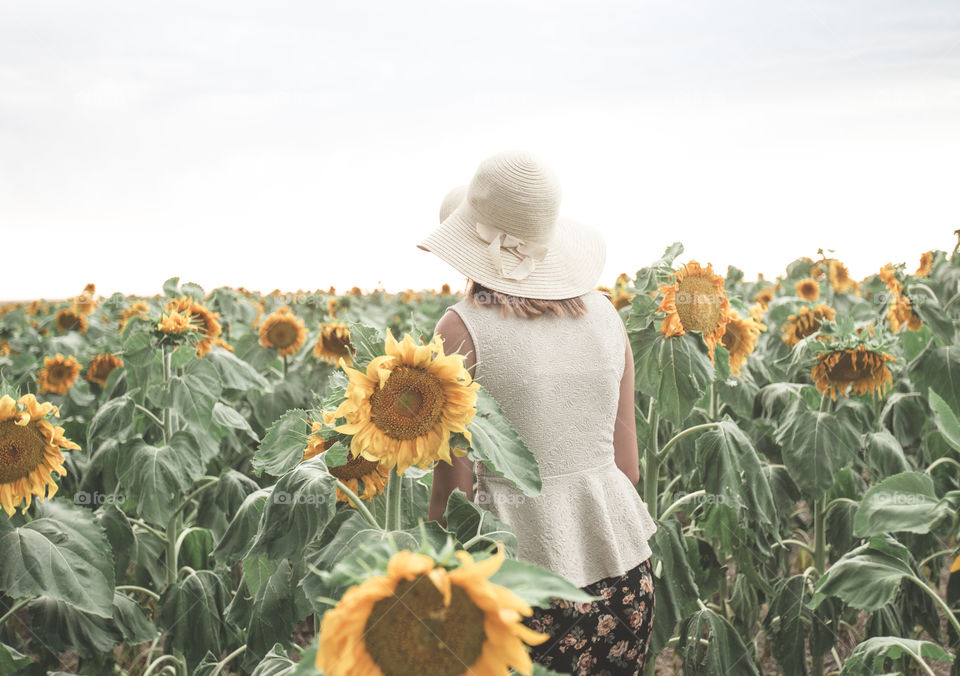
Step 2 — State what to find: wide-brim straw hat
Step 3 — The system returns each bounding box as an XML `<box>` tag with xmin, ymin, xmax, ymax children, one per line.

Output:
<box><xmin>418</xmin><ymin>150</ymin><xmax>606</xmax><ymax>300</ymax></box>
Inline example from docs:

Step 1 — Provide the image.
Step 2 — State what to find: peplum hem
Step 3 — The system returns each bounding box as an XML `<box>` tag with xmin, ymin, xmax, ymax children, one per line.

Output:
<box><xmin>475</xmin><ymin>458</ymin><xmax>659</xmax><ymax>588</ymax></box>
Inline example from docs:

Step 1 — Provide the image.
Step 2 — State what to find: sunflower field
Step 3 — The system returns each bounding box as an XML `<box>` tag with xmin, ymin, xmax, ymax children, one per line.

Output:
<box><xmin>1</xmin><ymin>237</ymin><xmax>959</xmax><ymax>676</ymax></box>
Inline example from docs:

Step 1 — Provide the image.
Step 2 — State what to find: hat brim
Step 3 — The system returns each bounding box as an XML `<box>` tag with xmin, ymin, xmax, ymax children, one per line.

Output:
<box><xmin>417</xmin><ymin>201</ymin><xmax>606</xmax><ymax>300</ymax></box>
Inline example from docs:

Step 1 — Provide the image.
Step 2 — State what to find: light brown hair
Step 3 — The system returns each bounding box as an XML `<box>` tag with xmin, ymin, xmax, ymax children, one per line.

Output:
<box><xmin>464</xmin><ymin>280</ymin><xmax>588</xmax><ymax>318</ymax></box>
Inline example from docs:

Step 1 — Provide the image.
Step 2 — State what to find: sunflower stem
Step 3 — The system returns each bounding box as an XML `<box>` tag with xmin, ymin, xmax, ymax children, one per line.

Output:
<box><xmin>906</xmin><ymin>574</ymin><xmax>960</xmax><ymax>647</ymax></box>
<box><xmin>212</xmin><ymin>645</ymin><xmax>246</xmax><ymax>676</ymax></box>
<box><xmin>116</xmin><ymin>585</ymin><xmax>161</xmax><ymax>602</ymax></box>
<box><xmin>134</xmin><ymin>404</ymin><xmax>164</xmax><ymax>430</ymax></box>
<box><xmin>709</xmin><ymin>383</ymin><xmax>719</xmax><ymax>421</ymax></box>
<box><xmin>0</xmin><ymin>598</ymin><xmax>29</xmax><ymax>627</ymax></box>
<box><xmin>282</xmin><ymin>355</ymin><xmax>288</xmax><ymax>377</ymax></box>
<box><xmin>166</xmin><ymin>510</ymin><xmax>181</xmax><ymax>588</ymax></box>
<box><xmin>335</xmin><ymin>479</ymin><xmax>381</xmax><ymax>529</ymax></box>
<box><xmin>657</xmin><ymin>422</ymin><xmax>722</xmax><ymax>463</ymax></box>
<box><xmin>384</xmin><ymin>465</ymin><xmax>403</xmax><ymax>531</ymax></box>
<box><xmin>813</xmin><ymin>498</ymin><xmax>826</xmax><ymax>575</ymax></box>
<box><xmin>642</xmin><ymin>399</ymin><xmax>660</xmax><ymax>521</ymax></box>
<box><xmin>161</xmin><ymin>345</ymin><xmax>173</xmax><ymax>444</ymax></box>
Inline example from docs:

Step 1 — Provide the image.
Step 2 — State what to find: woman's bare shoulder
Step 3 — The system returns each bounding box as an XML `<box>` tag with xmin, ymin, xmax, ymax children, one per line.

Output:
<box><xmin>434</xmin><ymin>307</ymin><xmax>472</xmax><ymax>354</ymax></box>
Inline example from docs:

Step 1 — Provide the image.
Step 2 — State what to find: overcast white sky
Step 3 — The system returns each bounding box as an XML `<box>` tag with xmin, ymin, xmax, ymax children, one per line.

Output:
<box><xmin>1</xmin><ymin>0</ymin><xmax>959</xmax><ymax>300</ymax></box>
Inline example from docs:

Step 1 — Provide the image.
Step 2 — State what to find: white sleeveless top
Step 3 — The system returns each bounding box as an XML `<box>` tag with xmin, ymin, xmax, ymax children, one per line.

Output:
<box><xmin>448</xmin><ymin>289</ymin><xmax>658</xmax><ymax>587</ymax></box>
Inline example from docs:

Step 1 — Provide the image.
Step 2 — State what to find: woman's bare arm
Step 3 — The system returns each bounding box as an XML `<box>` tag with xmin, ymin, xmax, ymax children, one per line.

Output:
<box><xmin>427</xmin><ymin>309</ymin><xmax>477</xmax><ymax>526</ymax></box>
<box><xmin>613</xmin><ymin>321</ymin><xmax>641</xmax><ymax>485</ymax></box>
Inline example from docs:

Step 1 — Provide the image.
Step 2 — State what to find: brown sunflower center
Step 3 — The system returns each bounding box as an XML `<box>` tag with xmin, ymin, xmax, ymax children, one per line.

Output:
<box><xmin>364</xmin><ymin>575</ymin><xmax>486</xmax><ymax>676</ymax></box>
<box><xmin>57</xmin><ymin>312</ymin><xmax>81</xmax><ymax>331</ymax></box>
<box><xmin>321</xmin><ymin>333</ymin><xmax>352</xmax><ymax>357</ymax></box>
<box><xmin>0</xmin><ymin>421</ymin><xmax>46</xmax><ymax>484</ymax></box>
<box><xmin>266</xmin><ymin>320</ymin><xmax>299</xmax><ymax>348</ymax></box>
<box><xmin>722</xmin><ymin>323</ymin><xmax>744</xmax><ymax>354</ymax></box>
<box><xmin>369</xmin><ymin>366</ymin><xmax>446</xmax><ymax>440</ymax></box>
<box><xmin>48</xmin><ymin>363</ymin><xmax>74</xmax><ymax>384</ymax></box>
<box><xmin>825</xmin><ymin>351</ymin><xmax>878</xmax><ymax>382</ymax></box>
<box><xmin>675</xmin><ymin>276</ymin><xmax>723</xmax><ymax>333</ymax></box>
<box><xmin>329</xmin><ymin>453</ymin><xmax>381</xmax><ymax>482</ymax></box>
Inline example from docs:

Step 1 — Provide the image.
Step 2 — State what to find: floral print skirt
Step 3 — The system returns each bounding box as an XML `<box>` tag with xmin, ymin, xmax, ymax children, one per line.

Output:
<box><xmin>521</xmin><ymin>557</ymin><xmax>655</xmax><ymax>676</ymax></box>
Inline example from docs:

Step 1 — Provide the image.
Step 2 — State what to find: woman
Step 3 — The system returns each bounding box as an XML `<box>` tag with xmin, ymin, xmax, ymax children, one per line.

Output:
<box><xmin>420</xmin><ymin>150</ymin><xmax>659</xmax><ymax>675</ymax></box>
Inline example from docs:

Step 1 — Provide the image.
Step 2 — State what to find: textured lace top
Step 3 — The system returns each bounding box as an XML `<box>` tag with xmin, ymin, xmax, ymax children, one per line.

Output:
<box><xmin>447</xmin><ymin>289</ymin><xmax>659</xmax><ymax>588</ymax></box>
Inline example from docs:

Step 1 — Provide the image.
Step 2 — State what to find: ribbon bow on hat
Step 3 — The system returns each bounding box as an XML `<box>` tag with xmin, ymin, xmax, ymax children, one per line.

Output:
<box><xmin>475</xmin><ymin>222</ymin><xmax>549</xmax><ymax>281</ymax></box>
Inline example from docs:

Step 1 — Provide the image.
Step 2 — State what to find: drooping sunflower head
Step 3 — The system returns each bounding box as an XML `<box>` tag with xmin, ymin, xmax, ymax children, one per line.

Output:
<box><xmin>916</xmin><ymin>251</ymin><xmax>934</xmax><ymax>277</ymax></box>
<box><xmin>314</xmin><ymin>322</ymin><xmax>355</xmax><ymax>367</ymax></box>
<box><xmin>748</xmin><ymin>303</ymin><xmax>768</xmax><ymax>325</ymax></box>
<box><xmin>164</xmin><ymin>297</ymin><xmax>223</xmax><ymax>356</ymax></box>
<box><xmin>657</xmin><ymin>261</ymin><xmax>731</xmax><ymax>361</ymax></box>
<box><xmin>887</xmin><ymin>293</ymin><xmax>924</xmax><ymax>333</ymax></box>
<box><xmin>828</xmin><ymin>260</ymin><xmax>859</xmax><ymax>294</ymax></box>
<box><xmin>37</xmin><ymin>354</ymin><xmax>82</xmax><ymax>395</ymax></box>
<box><xmin>74</xmin><ymin>283</ymin><xmax>97</xmax><ymax>315</ymax></box>
<box><xmin>157</xmin><ymin>311</ymin><xmax>197</xmax><ymax>335</ymax></box>
<box><xmin>55</xmin><ymin>308</ymin><xmax>88</xmax><ymax>334</ymax></box>
<box><xmin>0</xmin><ymin>393</ymin><xmax>81</xmax><ymax>517</ymax></box>
<box><xmin>327</xmin><ymin>297</ymin><xmax>340</xmax><ymax>318</ymax></box>
<box><xmin>258</xmin><ymin>306</ymin><xmax>308</xmax><ymax>356</ymax></box>
<box><xmin>119</xmin><ymin>301</ymin><xmax>150</xmax><ymax>332</ymax></box>
<box><xmin>795</xmin><ymin>278</ymin><xmax>820</xmax><ymax>301</ymax></box>
<box><xmin>334</xmin><ymin>330</ymin><xmax>480</xmax><ymax>475</ymax></box>
<box><xmin>753</xmin><ymin>286</ymin><xmax>776</xmax><ymax>309</ymax></box>
<box><xmin>316</xmin><ymin>545</ymin><xmax>549</xmax><ymax>676</ymax></box>
<box><xmin>781</xmin><ymin>304</ymin><xmax>837</xmax><ymax>347</ymax></box>
<box><xmin>304</xmin><ymin>417</ymin><xmax>388</xmax><ymax>505</ymax></box>
<box><xmin>85</xmin><ymin>353</ymin><xmax>124</xmax><ymax>388</ymax></box>
<box><xmin>440</xmin><ymin>283</ymin><xmax>452</xmax><ymax>295</ymax></box>
<box><xmin>611</xmin><ymin>272</ymin><xmax>635</xmax><ymax>310</ymax></box>
<box><xmin>721</xmin><ymin>310</ymin><xmax>766</xmax><ymax>376</ymax></box>
<box><xmin>877</xmin><ymin>263</ymin><xmax>902</xmax><ymax>295</ymax></box>
<box><xmin>811</xmin><ymin>345</ymin><xmax>895</xmax><ymax>400</ymax></box>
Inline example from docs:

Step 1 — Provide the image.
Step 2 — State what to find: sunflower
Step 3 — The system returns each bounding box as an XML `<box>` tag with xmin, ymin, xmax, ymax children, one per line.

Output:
<box><xmin>74</xmin><ymin>283</ymin><xmax>97</xmax><ymax>314</ymax></box>
<box><xmin>781</xmin><ymin>304</ymin><xmax>836</xmax><ymax>347</ymax></box>
<box><xmin>876</xmin><ymin>264</ymin><xmax>902</xmax><ymax>303</ymax></box>
<box><xmin>334</xmin><ymin>330</ymin><xmax>480</xmax><ymax>475</ymax></box>
<box><xmin>37</xmin><ymin>354</ymin><xmax>82</xmax><ymax>395</ymax></box>
<box><xmin>753</xmin><ymin>287</ymin><xmax>775</xmax><ymax>309</ymax></box>
<box><xmin>0</xmin><ymin>340</ymin><xmax>9</xmax><ymax>357</ymax></box>
<box><xmin>165</xmin><ymin>297</ymin><xmax>223</xmax><ymax>356</ymax></box>
<box><xmin>349</xmin><ymin>286</ymin><xmax>363</xmax><ymax>296</ymax></box>
<box><xmin>251</xmin><ymin>299</ymin><xmax>267</xmax><ymax>329</ymax></box>
<box><xmin>315</xmin><ymin>544</ymin><xmax>549</xmax><ymax>676</ymax></box>
<box><xmin>657</xmin><ymin>261</ymin><xmax>731</xmax><ymax>362</ymax></box>
<box><xmin>157</xmin><ymin>311</ymin><xmax>196</xmax><ymax>335</ymax></box>
<box><xmin>916</xmin><ymin>251</ymin><xmax>934</xmax><ymax>277</ymax></box>
<box><xmin>721</xmin><ymin>310</ymin><xmax>766</xmax><ymax>376</ymax></box>
<box><xmin>441</xmin><ymin>283</ymin><xmax>452</xmax><ymax>295</ymax></box>
<box><xmin>811</xmin><ymin>345</ymin><xmax>894</xmax><ymax>400</ymax></box>
<box><xmin>887</xmin><ymin>293</ymin><xmax>923</xmax><ymax>332</ymax></box>
<box><xmin>85</xmin><ymin>353</ymin><xmax>124</xmax><ymax>387</ymax></box>
<box><xmin>0</xmin><ymin>393</ymin><xmax>81</xmax><ymax>517</ymax></box>
<box><xmin>314</xmin><ymin>322</ymin><xmax>355</xmax><ymax>367</ymax></box>
<box><xmin>809</xmin><ymin>260</ymin><xmax>825</xmax><ymax>280</ymax></box>
<box><xmin>748</xmin><ymin>303</ymin><xmax>767</xmax><ymax>325</ymax></box>
<box><xmin>611</xmin><ymin>272</ymin><xmax>634</xmax><ymax>310</ymax></box>
<box><xmin>327</xmin><ymin>297</ymin><xmax>340</xmax><ymax>318</ymax></box>
<box><xmin>55</xmin><ymin>308</ymin><xmax>88</xmax><ymax>334</ymax></box>
<box><xmin>119</xmin><ymin>301</ymin><xmax>150</xmax><ymax>331</ymax></box>
<box><xmin>795</xmin><ymin>278</ymin><xmax>820</xmax><ymax>301</ymax></box>
<box><xmin>828</xmin><ymin>260</ymin><xmax>859</xmax><ymax>294</ymax></box>
<box><xmin>304</xmin><ymin>418</ymin><xmax>388</xmax><ymax>505</ymax></box>
<box><xmin>258</xmin><ymin>306</ymin><xmax>307</xmax><ymax>356</ymax></box>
